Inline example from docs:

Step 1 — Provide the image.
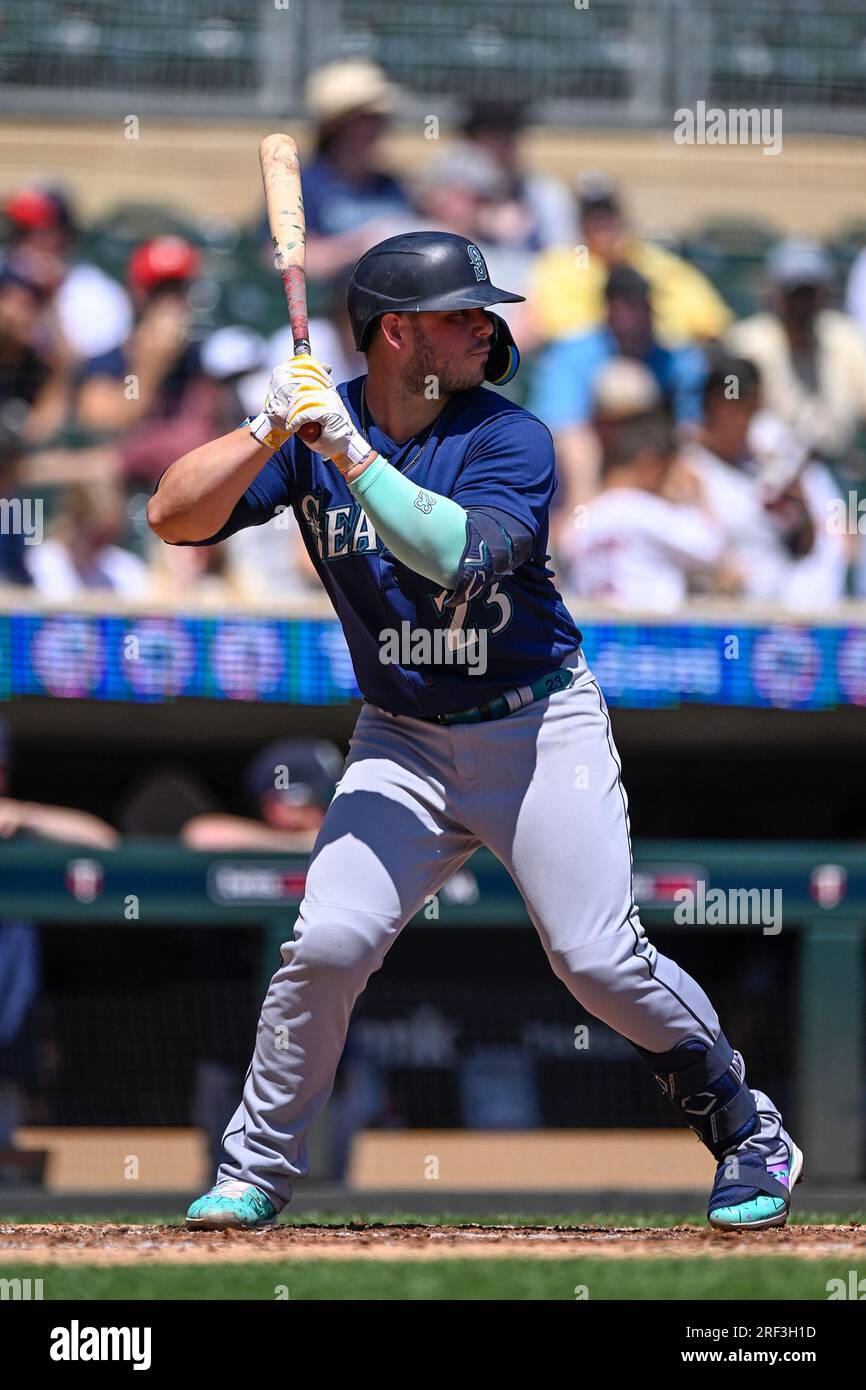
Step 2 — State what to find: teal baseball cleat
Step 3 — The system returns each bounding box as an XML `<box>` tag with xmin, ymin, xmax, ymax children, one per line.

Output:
<box><xmin>186</xmin><ymin>1180</ymin><xmax>277</xmax><ymax>1230</ymax></box>
<box><xmin>708</xmin><ymin>1136</ymin><xmax>804</xmax><ymax>1231</ymax></box>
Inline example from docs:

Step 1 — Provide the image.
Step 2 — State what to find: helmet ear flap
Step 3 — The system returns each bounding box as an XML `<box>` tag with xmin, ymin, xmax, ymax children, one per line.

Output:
<box><xmin>483</xmin><ymin>312</ymin><xmax>520</xmax><ymax>386</ymax></box>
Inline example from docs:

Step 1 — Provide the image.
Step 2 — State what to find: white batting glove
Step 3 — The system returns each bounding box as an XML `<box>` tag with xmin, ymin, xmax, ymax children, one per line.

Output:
<box><xmin>282</xmin><ymin>377</ymin><xmax>372</xmax><ymax>468</ymax></box>
<box><xmin>249</xmin><ymin>353</ymin><xmax>333</xmax><ymax>450</ymax></box>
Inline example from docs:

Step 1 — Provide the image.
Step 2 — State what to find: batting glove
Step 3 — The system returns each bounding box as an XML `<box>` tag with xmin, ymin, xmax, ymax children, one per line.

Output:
<box><xmin>249</xmin><ymin>353</ymin><xmax>334</xmax><ymax>451</ymax></box>
<box><xmin>282</xmin><ymin>378</ymin><xmax>372</xmax><ymax>469</ymax></box>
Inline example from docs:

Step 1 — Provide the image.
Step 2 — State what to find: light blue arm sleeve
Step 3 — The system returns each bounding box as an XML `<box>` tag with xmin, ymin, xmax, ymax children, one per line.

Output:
<box><xmin>349</xmin><ymin>454</ymin><xmax>468</xmax><ymax>589</ymax></box>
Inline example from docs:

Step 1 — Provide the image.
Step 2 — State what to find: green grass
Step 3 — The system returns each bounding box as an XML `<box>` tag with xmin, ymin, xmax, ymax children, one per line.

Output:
<box><xmin>1</xmin><ymin>1209</ymin><xmax>860</xmax><ymax>1228</ymax></box>
<box><xmin>1</xmin><ymin>1258</ymin><xmax>863</xmax><ymax>1300</ymax></box>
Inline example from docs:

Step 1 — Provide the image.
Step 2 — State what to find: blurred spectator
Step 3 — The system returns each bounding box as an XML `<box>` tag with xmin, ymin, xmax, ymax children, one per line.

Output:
<box><xmin>299</xmin><ymin>61</ymin><xmax>414</xmax><ymax>283</ymax></box>
<box><xmin>295</xmin><ymin>310</ymin><xmax>367</xmax><ymax>390</ymax></box>
<box><xmin>200</xmin><ymin>325</ymin><xmax>267</xmax><ymax>432</ymax></box>
<box><xmin>3</xmin><ymin>184</ymin><xmax>131</xmax><ymax>359</ymax></box>
<box><xmin>182</xmin><ymin>738</ymin><xmax>344</xmax><ymax>852</ymax></box>
<box><xmin>682</xmin><ymin>357</ymin><xmax>815</xmax><ymax>601</ymax></box>
<box><xmin>76</xmin><ymin>236</ymin><xmax>219</xmax><ymax>482</ymax></box>
<box><xmin>530</xmin><ymin>266</ymin><xmax>706</xmax><ymax>510</ymax></box>
<box><xmin>526</xmin><ymin>173</ymin><xmax>732</xmax><ymax>348</ymax></box>
<box><xmin>844</xmin><ymin>243</ymin><xmax>866</xmax><ymax>339</ymax></box>
<box><xmin>149</xmin><ymin>529</ymin><xmax>233</xmax><ymax>602</ymax></box>
<box><xmin>458</xmin><ymin>99</ymin><xmax>576</xmax><ymax>252</ymax></box>
<box><xmin>222</xmin><ymin>507</ymin><xmax>321</xmax><ymax>601</ymax></box>
<box><xmin>412</xmin><ymin>144</ymin><xmax>531</xmax><ymax>309</ymax></box>
<box><xmin>560</xmin><ymin>394</ymin><xmax>724</xmax><ymax>611</ymax></box>
<box><xmin>726</xmin><ymin>239</ymin><xmax>866</xmax><ymax>472</ymax></box>
<box><xmin>24</xmin><ymin>480</ymin><xmax>150</xmax><ymax>597</ymax></box>
<box><xmin>748</xmin><ymin>411</ymin><xmax>850</xmax><ymax>609</ymax></box>
<box><xmin>0</xmin><ymin>421</ymin><xmax>33</xmax><ymax>586</ymax></box>
<box><xmin>0</xmin><ymin>262</ymin><xmax>72</xmax><ymax>443</ymax></box>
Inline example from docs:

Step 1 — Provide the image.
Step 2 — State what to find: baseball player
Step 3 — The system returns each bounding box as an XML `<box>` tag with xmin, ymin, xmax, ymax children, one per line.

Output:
<box><xmin>149</xmin><ymin>232</ymin><xmax>802</xmax><ymax>1232</ymax></box>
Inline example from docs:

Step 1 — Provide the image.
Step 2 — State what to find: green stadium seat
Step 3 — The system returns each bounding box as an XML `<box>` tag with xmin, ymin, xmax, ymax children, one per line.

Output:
<box><xmin>681</xmin><ymin>219</ymin><xmax>782</xmax><ymax>318</ymax></box>
<box><xmin>211</xmin><ymin>269</ymin><xmax>288</xmax><ymax>337</ymax></box>
<box><xmin>687</xmin><ymin>218</ymin><xmax>779</xmax><ymax>256</ymax></box>
<box><xmin>78</xmin><ymin>202</ymin><xmax>206</xmax><ymax>282</ymax></box>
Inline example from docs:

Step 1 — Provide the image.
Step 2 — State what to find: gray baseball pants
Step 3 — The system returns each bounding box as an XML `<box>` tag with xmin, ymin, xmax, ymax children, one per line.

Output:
<box><xmin>218</xmin><ymin>648</ymin><xmax>783</xmax><ymax>1207</ymax></box>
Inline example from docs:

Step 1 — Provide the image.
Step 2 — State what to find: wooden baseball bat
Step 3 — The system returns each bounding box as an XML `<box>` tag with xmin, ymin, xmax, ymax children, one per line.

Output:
<box><xmin>259</xmin><ymin>132</ymin><xmax>321</xmax><ymax>443</ymax></box>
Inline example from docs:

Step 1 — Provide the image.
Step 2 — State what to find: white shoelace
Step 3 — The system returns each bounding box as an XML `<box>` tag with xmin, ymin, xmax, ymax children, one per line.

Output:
<box><xmin>213</xmin><ymin>1180</ymin><xmax>255</xmax><ymax>1199</ymax></box>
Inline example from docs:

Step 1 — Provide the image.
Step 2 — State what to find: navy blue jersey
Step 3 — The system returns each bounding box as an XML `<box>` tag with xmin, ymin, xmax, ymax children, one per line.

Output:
<box><xmin>201</xmin><ymin>377</ymin><xmax>582</xmax><ymax>717</ymax></box>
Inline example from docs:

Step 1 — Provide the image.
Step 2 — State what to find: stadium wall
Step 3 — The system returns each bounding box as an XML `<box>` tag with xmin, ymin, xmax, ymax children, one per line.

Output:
<box><xmin>4</xmin><ymin>120</ymin><xmax>866</xmax><ymax>238</ymax></box>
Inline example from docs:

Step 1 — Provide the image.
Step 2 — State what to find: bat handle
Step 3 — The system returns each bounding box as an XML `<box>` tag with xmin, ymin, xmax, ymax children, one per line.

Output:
<box><xmin>292</xmin><ymin>337</ymin><xmax>323</xmax><ymax>444</ymax></box>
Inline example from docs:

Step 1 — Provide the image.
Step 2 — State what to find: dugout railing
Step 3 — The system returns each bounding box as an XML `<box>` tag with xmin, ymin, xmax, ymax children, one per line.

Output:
<box><xmin>1</xmin><ymin>837</ymin><xmax>863</xmax><ymax>1183</ymax></box>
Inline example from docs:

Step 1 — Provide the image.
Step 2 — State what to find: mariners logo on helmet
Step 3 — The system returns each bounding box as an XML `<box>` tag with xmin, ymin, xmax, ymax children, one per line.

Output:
<box><xmin>467</xmin><ymin>244</ymin><xmax>487</xmax><ymax>282</ymax></box>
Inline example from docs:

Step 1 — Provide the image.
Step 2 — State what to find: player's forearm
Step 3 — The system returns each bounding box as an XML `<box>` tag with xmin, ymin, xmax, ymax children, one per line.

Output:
<box><xmin>24</xmin><ymin>371</ymin><xmax>74</xmax><ymax>444</ymax></box>
<box><xmin>147</xmin><ymin>428</ymin><xmax>274</xmax><ymax>543</ymax></box>
<box><xmin>77</xmin><ymin>377</ymin><xmax>156</xmax><ymax>432</ymax></box>
<box><xmin>16</xmin><ymin>802</ymin><xmax>119</xmax><ymax>850</ymax></box>
<box><xmin>347</xmin><ymin>454</ymin><xmax>468</xmax><ymax>589</ymax></box>
<box><xmin>181</xmin><ymin>814</ymin><xmax>316</xmax><ymax>852</ymax></box>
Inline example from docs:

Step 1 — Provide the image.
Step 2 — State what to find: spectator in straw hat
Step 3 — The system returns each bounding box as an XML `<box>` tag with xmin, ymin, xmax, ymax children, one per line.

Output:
<box><xmin>300</xmin><ymin>60</ymin><xmax>415</xmax><ymax>282</ymax></box>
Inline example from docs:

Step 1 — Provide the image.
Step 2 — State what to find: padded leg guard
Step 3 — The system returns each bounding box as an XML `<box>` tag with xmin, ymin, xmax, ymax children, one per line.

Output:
<box><xmin>633</xmin><ymin>1031</ymin><xmax>759</xmax><ymax>1161</ymax></box>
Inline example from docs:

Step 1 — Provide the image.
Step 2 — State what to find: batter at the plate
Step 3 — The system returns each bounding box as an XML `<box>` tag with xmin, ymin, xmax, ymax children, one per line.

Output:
<box><xmin>148</xmin><ymin>231</ymin><xmax>802</xmax><ymax>1232</ymax></box>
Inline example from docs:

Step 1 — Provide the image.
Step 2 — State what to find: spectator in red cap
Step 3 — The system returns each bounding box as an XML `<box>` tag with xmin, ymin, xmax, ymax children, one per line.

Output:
<box><xmin>127</xmin><ymin>235</ymin><xmax>201</xmax><ymax>298</ymax></box>
<box><xmin>75</xmin><ymin>236</ymin><xmax>218</xmax><ymax>482</ymax></box>
<box><xmin>3</xmin><ymin>183</ymin><xmax>131</xmax><ymax>360</ymax></box>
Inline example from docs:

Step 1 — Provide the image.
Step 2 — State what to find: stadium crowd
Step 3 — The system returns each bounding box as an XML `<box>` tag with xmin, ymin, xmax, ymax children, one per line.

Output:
<box><xmin>2</xmin><ymin>58</ymin><xmax>866</xmax><ymax>612</ymax></box>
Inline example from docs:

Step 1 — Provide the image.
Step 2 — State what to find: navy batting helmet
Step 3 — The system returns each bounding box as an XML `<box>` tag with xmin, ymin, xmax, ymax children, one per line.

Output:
<box><xmin>346</xmin><ymin>231</ymin><xmax>524</xmax><ymax>385</ymax></box>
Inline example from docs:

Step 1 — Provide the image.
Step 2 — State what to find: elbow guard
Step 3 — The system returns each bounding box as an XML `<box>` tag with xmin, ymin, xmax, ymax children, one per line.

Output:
<box><xmin>443</xmin><ymin>505</ymin><xmax>534</xmax><ymax>606</ymax></box>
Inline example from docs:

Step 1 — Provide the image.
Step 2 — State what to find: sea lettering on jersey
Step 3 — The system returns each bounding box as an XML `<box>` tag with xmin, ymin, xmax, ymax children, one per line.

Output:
<box><xmin>300</xmin><ymin>490</ymin><xmax>379</xmax><ymax>562</ymax></box>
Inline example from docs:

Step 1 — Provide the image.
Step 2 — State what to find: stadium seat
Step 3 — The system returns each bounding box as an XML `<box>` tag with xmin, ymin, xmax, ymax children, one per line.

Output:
<box><xmin>682</xmin><ymin>218</ymin><xmax>781</xmax><ymax>319</ymax></box>
<box><xmin>80</xmin><ymin>203</ymin><xmax>206</xmax><ymax>282</ymax></box>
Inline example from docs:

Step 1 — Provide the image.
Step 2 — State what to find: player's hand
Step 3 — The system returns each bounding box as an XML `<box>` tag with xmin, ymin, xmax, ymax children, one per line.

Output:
<box><xmin>283</xmin><ymin>377</ymin><xmax>373</xmax><ymax>469</ymax></box>
<box><xmin>248</xmin><ymin>353</ymin><xmax>333</xmax><ymax>449</ymax></box>
<box><xmin>251</xmin><ymin>355</ymin><xmax>372</xmax><ymax>470</ymax></box>
<box><xmin>263</xmin><ymin>353</ymin><xmax>333</xmax><ymax>420</ymax></box>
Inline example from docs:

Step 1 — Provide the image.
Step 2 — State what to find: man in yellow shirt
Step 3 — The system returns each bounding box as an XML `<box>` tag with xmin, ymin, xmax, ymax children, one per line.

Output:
<box><xmin>527</xmin><ymin>174</ymin><xmax>732</xmax><ymax>348</ymax></box>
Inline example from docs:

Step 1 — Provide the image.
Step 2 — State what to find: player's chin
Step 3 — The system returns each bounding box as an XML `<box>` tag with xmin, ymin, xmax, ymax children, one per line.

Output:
<box><xmin>450</xmin><ymin>357</ymin><xmax>488</xmax><ymax>391</ymax></box>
